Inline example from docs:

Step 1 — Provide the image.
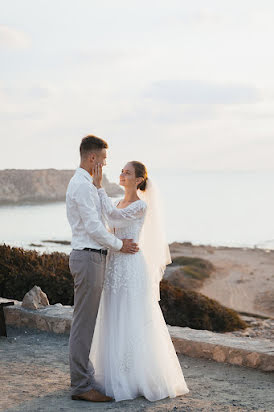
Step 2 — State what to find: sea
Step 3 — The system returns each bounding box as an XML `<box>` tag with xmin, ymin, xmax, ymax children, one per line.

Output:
<box><xmin>1</xmin><ymin>171</ymin><xmax>274</xmax><ymax>255</ymax></box>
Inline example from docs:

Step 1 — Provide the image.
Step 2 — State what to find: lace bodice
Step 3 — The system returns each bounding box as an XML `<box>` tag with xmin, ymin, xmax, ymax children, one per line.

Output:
<box><xmin>97</xmin><ymin>188</ymin><xmax>147</xmax><ymax>242</ymax></box>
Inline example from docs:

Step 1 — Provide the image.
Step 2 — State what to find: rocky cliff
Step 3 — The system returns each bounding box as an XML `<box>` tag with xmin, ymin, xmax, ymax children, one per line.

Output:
<box><xmin>0</xmin><ymin>169</ymin><xmax>124</xmax><ymax>204</ymax></box>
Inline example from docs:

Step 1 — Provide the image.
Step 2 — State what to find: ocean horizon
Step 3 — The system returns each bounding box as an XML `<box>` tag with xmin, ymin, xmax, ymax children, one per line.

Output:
<box><xmin>1</xmin><ymin>170</ymin><xmax>274</xmax><ymax>254</ymax></box>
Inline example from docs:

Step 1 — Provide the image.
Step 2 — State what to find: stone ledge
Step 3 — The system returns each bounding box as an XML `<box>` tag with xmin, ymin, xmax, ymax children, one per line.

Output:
<box><xmin>169</xmin><ymin>326</ymin><xmax>274</xmax><ymax>372</ymax></box>
<box><xmin>2</xmin><ymin>299</ymin><xmax>72</xmax><ymax>335</ymax></box>
<box><xmin>2</xmin><ymin>298</ymin><xmax>274</xmax><ymax>372</ymax></box>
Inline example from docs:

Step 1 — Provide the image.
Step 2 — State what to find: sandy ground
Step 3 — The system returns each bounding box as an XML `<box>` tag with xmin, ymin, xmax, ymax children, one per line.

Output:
<box><xmin>169</xmin><ymin>243</ymin><xmax>274</xmax><ymax>318</ymax></box>
<box><xmin>0</xmin><ymin>327</ymin><xmax>273</xmax><ymax>412</ymax></box>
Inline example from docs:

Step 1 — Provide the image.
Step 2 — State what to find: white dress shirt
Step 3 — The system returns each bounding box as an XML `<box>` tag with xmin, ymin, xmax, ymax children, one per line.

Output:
<box><xmin>66</xmin><ymin>167</ymin><xmax>123</xmax><ymax>251</ymax></box>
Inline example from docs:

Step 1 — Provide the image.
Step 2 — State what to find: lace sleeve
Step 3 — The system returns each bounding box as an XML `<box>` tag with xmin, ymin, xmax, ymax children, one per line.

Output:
<box><xmin>98</xmin><ymin>188</ymin><xmax>146</xmax><ymax>222</ymax></box>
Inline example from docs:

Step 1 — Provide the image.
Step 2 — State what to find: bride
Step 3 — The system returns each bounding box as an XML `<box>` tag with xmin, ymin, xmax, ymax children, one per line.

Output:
<box><xmin>90</xmin><ymin>160</ymin><xmax>189</xmax><ymax>402</ymax></box>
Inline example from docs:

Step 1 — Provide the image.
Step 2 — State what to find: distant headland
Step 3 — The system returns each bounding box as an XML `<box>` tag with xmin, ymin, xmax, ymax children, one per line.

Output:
<box><xmin>0</xmin><ymin>169</ymin><xmax>124</xmax><ymax>204</ymax></box>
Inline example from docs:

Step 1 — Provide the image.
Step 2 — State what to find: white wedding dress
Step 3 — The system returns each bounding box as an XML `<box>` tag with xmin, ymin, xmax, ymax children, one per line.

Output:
<box><xmin>89</xmin><ymin>188</ymin><xmax>189</xmax><ymax>402</ymax></box>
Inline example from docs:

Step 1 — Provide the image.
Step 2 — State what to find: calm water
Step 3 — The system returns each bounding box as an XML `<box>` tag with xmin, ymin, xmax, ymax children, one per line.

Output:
<box><xmin>1</xmin><ymin>171</ymin><xmax>274</xmax><ymax>254</ymax></box>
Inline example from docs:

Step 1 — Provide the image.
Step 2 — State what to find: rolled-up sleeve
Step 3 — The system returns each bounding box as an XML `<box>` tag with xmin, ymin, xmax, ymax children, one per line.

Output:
<box><xmin>74</xmin><ymin>183</ymin><xmax>123</xmax><ymax>251</ymax></box>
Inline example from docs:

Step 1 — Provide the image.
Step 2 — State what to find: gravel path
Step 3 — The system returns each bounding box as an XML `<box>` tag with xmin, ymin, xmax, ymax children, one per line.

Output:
<box><xmin>0</xmin><ymin>327</ymin><xmax>273</xmax><ymax>412</ymax></box>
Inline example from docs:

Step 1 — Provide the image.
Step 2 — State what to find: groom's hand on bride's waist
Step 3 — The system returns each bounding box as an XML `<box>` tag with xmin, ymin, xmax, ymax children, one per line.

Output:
<box><xmin>120</xmin><ymin>239</ymin><xmax>139</xmax><ymax>254</ymax></box>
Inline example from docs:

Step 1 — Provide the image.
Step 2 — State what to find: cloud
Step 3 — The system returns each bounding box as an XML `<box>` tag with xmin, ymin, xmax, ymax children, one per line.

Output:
<box><xmin>188</xmin><ymin>10</ymin><xmax>224</xmax><ymax>26</ymax></box>
<box><xmin>120</xmin><ymin>103</ymin><xmax>219</xmax><ymax>125</ymax></box>
<box><xmin>0</xmin><ymin>25</ymin><xmax>31</xmax><ymax>49</ymax></box>
<box><xmin>0</xmin><ymin>84</ymin><xmax>55</xmax><ymax>120</ymax></box>
<box><xmin>27</xmin><ymin>86</ymin><xmax>54</xmax><ymax>99</ymax></box>
<box><xmin>74</xmin><ymin>49</ymin><xmax>129</xmax><ymax>64</ymax></box>
<box><xmin>0</xmin><ymin>84</ymin><xmax>54</xmax><ymax>100</ymax></box>
<box><xmin>145</xmin><ymin>80</ymin><xmax>261</xmax><ymax>104</ymax></box>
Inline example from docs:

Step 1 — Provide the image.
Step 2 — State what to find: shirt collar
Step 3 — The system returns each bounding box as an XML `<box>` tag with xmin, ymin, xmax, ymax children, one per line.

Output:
<box><xmin>76</xmin><ymin>167</ymin><xmax>93</xmax><ymax>183</ymax></box>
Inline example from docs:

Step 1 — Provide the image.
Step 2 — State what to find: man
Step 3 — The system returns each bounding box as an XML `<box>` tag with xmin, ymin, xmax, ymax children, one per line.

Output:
<box><xmin>66</xmin><ymin>135</ymin><xmax>138</xmax><ymax>402</ymax></box>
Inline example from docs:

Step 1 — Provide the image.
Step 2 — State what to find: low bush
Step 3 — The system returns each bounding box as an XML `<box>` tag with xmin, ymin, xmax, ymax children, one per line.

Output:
<box><xmin>160</xmin><ymin>280</ymin><xmax>246</xmax><ymax>332</ymax></box>
<box><xmin>0</xmin><ymin>244</ymin><xmax>73</xmax><ymax>305</ymax></box>
<box><xmin>172</xmin><ymin>256</ymin><xmax>214</xmax><ymax>278</ymax></box>
<box><xmin>167</xmin><ymin>267</ymin><xmax>201</xmax><ymax>290</ymax></box>
<box><xmin>168</xmin><ymin>255</ymin><xmax>215</xmax><ymax>291</ymax></box>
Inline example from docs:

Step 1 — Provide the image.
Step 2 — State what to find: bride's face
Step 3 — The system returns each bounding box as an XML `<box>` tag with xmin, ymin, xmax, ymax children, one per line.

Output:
<box><xmin>120</xmin><ymin>162</ymin><xmax>141</xmax><ymax>189</ymax></box>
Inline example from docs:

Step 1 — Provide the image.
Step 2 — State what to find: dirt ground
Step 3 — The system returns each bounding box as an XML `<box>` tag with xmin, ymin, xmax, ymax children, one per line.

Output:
<box><xmin>0</xmin><ymin>327</ymin><xmax>273</xmax><ymax>412</ymax></box>
<box><xmin>169</xmin><ymin>243</ymin><xmax>274</xmax><ymax>318</ymax></box>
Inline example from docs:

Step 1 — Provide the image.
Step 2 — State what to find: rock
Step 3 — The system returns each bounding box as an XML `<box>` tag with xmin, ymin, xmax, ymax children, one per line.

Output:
<box><xmin>226</xmin><ymin>315</ymin><xmax>274</xmax><ymax>341</ymax></box>
<box><xmin>213</xmin><ymin>347</ymin><xmax>226</xmax><ymax>363</ymax></box>
<box><xmin>229</xmin><ymin>354</ymin><xmax>243</xmax><ymax>366</ymax></box>
<box><xmin>0</xmin><ymin>169</ymin><xmax>123</xmax><ymax>204</ymax></box>
<box><xmin>22</xmin><ymin>286</ymin><xmax>49</xmax><ymax>310</ymax></box>
<box><xmin>246</xmin><ymin>352</ymin><xmax>260</xmax><ymax>368</ymax></box>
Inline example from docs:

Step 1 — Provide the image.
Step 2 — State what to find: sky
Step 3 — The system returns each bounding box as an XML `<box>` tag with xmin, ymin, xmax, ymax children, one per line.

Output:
<box><xmin>1</xmin><ymin>0</ymin><xmax>274</xmax><ymax>179</ymax></box>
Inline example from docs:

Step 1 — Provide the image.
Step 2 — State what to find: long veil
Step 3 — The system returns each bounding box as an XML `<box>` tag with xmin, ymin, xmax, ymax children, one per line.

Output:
<box><xmin>138</xmin><ymin>178</ymin><xmax>171</xmax><ymax>301</ymax></box>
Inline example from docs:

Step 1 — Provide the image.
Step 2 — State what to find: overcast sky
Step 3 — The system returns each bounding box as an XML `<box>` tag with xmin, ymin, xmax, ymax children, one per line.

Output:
<box><xmin>1</xmin><ymin>0</ymin><xmax>274</xmax><ymax>177</ymax></box>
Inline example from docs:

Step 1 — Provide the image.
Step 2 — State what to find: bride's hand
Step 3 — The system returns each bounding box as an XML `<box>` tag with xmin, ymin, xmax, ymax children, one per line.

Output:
<box><xmin>92</xmin><ymin>163</ymin><xmax>103</xmax><ymax>188</ymax></box>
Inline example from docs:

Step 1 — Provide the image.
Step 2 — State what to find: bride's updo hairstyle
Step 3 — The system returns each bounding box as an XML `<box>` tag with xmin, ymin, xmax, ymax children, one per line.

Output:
<box><xmin>130</xmin><ymin>161</ymin><xmax>148</xmax><ymax>192</ymax></box>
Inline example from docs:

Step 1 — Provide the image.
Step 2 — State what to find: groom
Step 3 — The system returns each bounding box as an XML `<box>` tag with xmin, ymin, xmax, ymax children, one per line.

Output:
<box><xmin>66</xmin><ymin>135</ymin><xmax>138</xmax><ymax>402</ymax></box>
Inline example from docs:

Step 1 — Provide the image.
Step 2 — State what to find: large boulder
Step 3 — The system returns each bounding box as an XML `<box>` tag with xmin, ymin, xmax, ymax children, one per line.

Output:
<box><xmin>22</xmin><ymin>286</ymin><xmax>49</xmax><ymax>310</ymax></box>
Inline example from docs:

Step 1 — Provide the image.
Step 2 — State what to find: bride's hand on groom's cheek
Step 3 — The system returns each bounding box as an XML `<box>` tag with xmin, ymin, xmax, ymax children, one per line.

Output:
<box><xmin>92</xmin><ymin>163</ymin><xmax>103</xmax><ymax>188</ymax></box>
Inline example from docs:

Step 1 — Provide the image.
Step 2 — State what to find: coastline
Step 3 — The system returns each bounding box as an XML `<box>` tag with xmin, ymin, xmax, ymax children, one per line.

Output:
<box><xmin>0</xmin><ymin>169</ymin><xmax>123</xmax><ymax>205</ymax></box>
<box><xmin>169</xmin><ymin>242</ymin><xmax>274</xmax><ymax>319</ymax></box>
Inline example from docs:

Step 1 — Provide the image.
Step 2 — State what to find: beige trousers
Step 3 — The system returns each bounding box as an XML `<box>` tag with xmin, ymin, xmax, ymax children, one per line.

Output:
<box><xmin>68</xmin><ymin>249</ymin><xmax>106</xmax><ymax>396</ymax></box>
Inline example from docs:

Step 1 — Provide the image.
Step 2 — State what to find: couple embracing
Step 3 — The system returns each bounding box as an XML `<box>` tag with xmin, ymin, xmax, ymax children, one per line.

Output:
<box><xmin>66</xmin><ymin>135</ymin><xmax>189</xmax><ymax>403</ymax></box>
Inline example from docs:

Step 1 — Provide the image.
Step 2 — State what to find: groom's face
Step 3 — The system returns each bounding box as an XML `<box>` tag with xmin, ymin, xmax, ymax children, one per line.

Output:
<box><xmin>93</xmin><ymin>148</ymin><xmax>107</xmax><ymax>167</ymax></box>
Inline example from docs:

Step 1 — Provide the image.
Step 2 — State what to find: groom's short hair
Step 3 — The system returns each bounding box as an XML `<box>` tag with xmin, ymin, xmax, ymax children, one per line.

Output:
<box><xmin>80</xmin><ymin>135</ymin><xmax>108</xmax><ymax>158</ymax></box>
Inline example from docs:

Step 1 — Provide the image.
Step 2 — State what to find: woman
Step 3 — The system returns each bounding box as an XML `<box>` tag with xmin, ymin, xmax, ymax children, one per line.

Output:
<box><xmin>90</xmin><ymin>161</ymin><xmax>189</xmax><ymax>402</ymax></box>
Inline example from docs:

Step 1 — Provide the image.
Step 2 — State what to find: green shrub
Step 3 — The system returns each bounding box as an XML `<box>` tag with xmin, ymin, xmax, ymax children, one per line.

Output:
<box><xmin>168</xmin><ymin>256</ymin><xmax>215</xmax><ymax>292</ymax></box>
<box><xmin>167</xmin><ymin>268</ymin><xmax>201</xmax><ymax>290</ymax></box>
<box><xmin>182</xmin><ymin>265</ymin><xmax>209</xmax><ymax>280</ymax></box>
<box><xmin>159</xmin><ymin>280</ymin><xmax>246</xmax><ymax>332</ymax></box>
<box><xmin>0</xmin><ymin>244</ymin><xmax>73</xmax><ymax>305</ymax></box>
<box><xmin>172</xmin><ymin>255</ymin><xmax>214</xmax><ymax>272</ymax></box>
